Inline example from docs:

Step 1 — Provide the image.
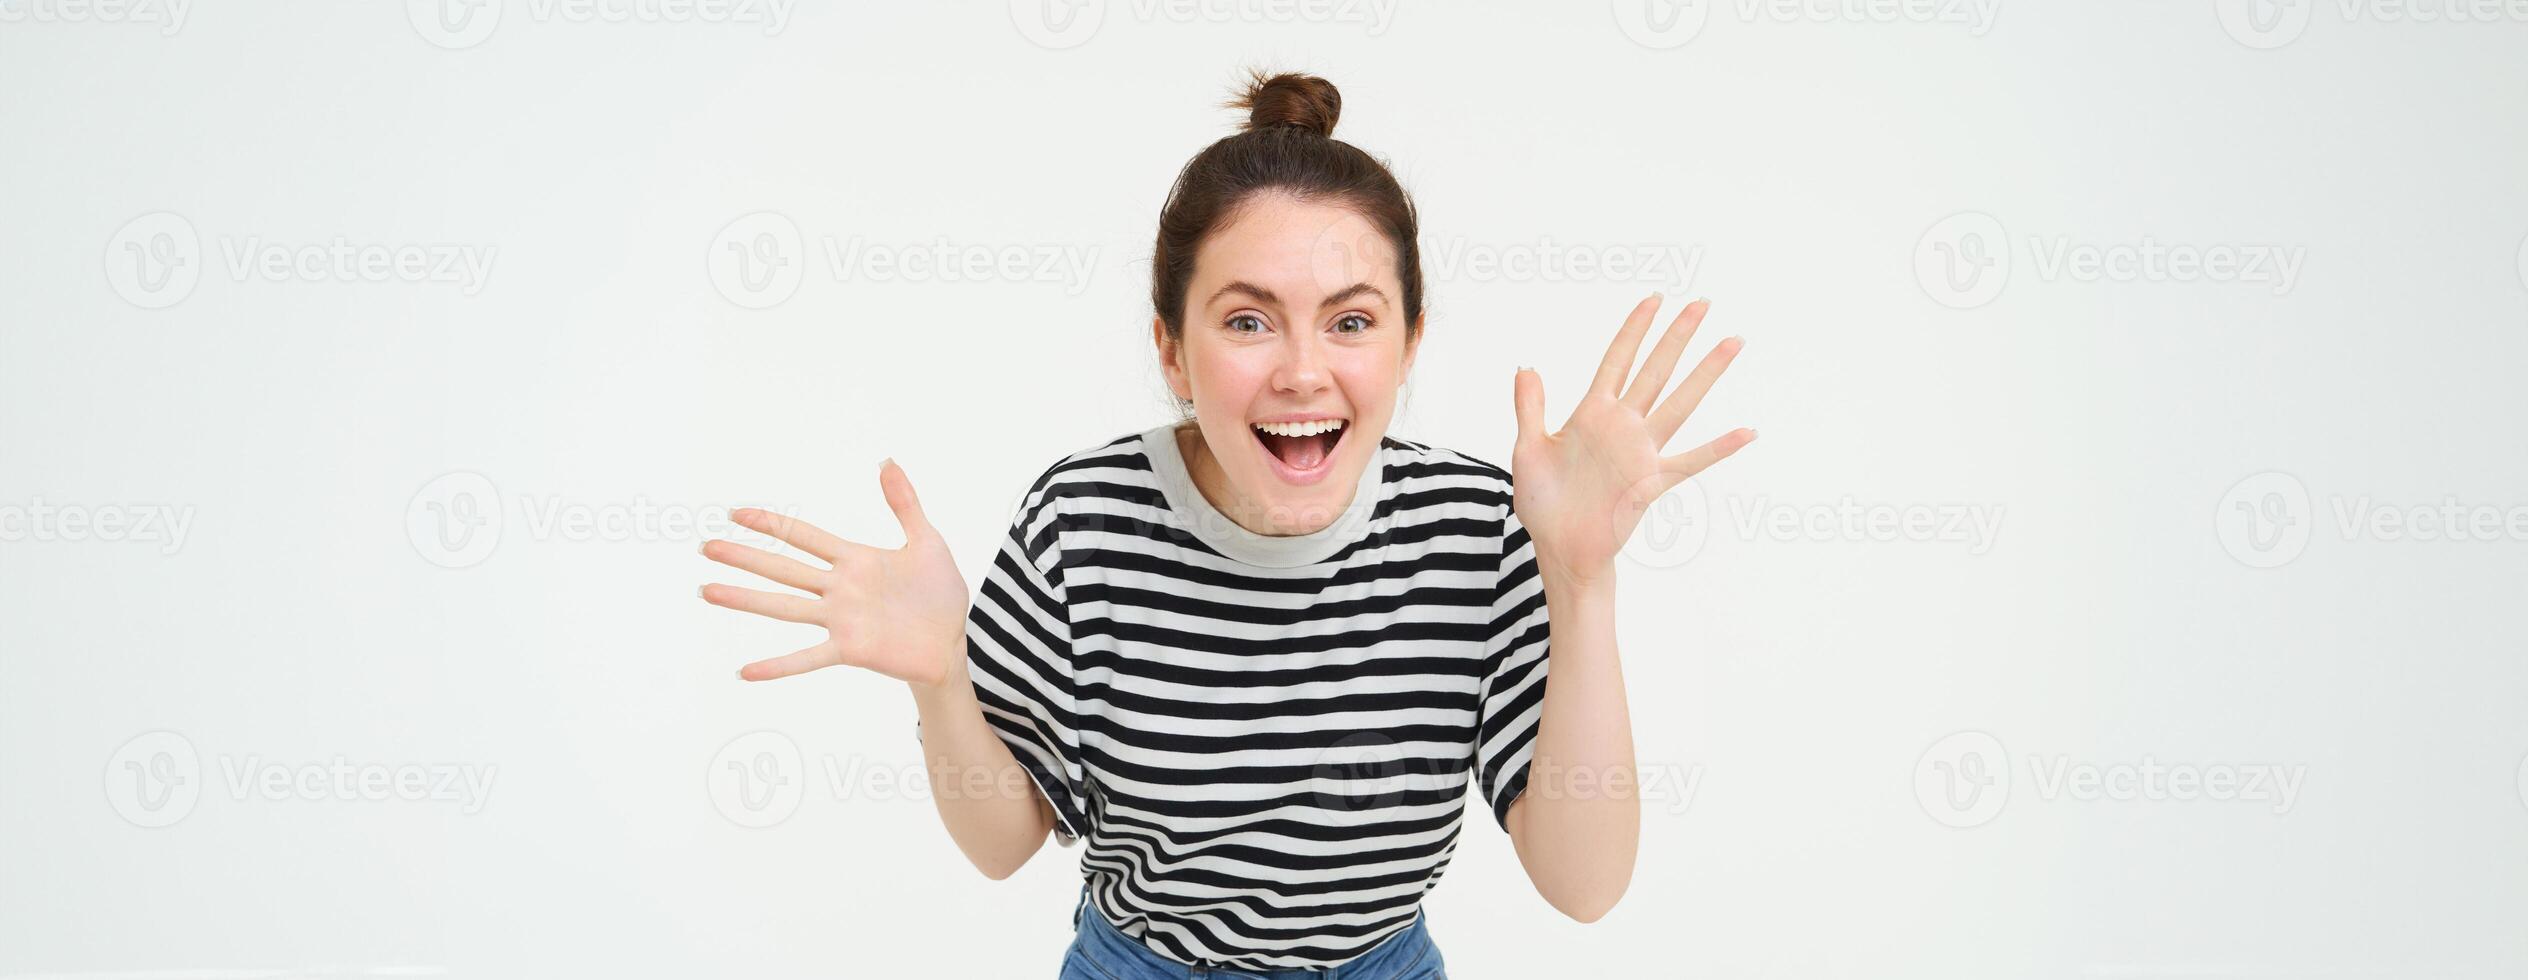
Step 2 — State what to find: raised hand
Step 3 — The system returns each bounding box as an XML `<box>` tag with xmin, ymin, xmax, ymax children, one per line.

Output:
<box><xmin>1510</xmin><ymin>294</ymin><xmax>1755</xmax><ymax>587</ymax></box>
<box><xmin>700</xmin><ymin>458</ymin><xmax>969</xmax><ymax>686</ymax></box>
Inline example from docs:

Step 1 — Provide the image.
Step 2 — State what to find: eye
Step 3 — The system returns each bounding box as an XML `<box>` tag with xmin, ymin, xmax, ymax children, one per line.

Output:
<box><xmin>1226</xmin><ymin>312</ymin><xmax>1269</xmax><ymax>336</ymax></box>
<box><xmin>1331</xmin><ymin>313</ymin><xmax>1373</xmax><ymax>335</ymax></box>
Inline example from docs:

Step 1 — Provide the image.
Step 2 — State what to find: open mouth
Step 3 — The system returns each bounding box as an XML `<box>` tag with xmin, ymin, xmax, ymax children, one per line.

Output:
<box><xmin>1250</xmin><ymin>417</ymin><xmax>1348</xmax><ymax>485</ymax></box>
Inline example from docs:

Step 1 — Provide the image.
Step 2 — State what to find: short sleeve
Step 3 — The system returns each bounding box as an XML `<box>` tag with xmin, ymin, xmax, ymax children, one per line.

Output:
<box><xmin>962</xmin><ymin>484</ymin><xmax>1091</xmax><ymax>847</ymax></box>
<box><xmin>1474</xmin><ymin>503</ymin><xmax>1550</xmax><ymax>831</ymax></box>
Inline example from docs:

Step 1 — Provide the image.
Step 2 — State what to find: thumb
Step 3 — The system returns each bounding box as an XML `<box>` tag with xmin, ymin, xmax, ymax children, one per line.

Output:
<box><xmin>878</xmin><ymin>457</ymin><xmax>935</xmax><ymax>541</ymax></box>
<box><xmin>1512</xmin><ymin>367</ymin><xmax>1545</xmax><ymax>447</ymax></box>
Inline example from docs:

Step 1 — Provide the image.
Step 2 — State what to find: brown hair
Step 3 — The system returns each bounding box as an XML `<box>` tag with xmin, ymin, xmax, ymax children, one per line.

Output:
<box><xmin>1149</xmin><ymin>71</ymin><xmax>1425</xmax><ymax>345</ymax></box>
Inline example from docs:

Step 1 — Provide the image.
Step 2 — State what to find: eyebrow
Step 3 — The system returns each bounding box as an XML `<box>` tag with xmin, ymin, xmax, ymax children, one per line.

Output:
<box><xmin>1205</xmin><ymin>280</ymin><xmax>1391</xmax><ymax>311</ymax></box>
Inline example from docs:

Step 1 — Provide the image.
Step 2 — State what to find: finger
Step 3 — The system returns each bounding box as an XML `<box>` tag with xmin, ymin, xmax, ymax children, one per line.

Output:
<box><xmin>701</xmin><ymin>538</ymin><xmax>826</xmax><ymax>594</ymax></box>
<box><xmin>738</xmin><ymin>639</ymin><xmax>842</xmax><ymax>681</ymax></box>
<box><xmin>731</xmin><ymin>507</ymin><xmax>847</xmax><ymax>563</ymax></box>
<box><xmin>699</xmin><ymin>583</ymin><xmax>822</xmax><ymax>625</ymax></box>
<box><xmin>1513</xmin><ymin>367</ymin><xmax>1545</xmax><ymax>447</ymax></box>
<box><xmin>1588</xmin><ymin>293</ymin><xmax>1664</xmax><ymax>399</ymax></box>
<box><xmin>1622</xmin><ymin>299</ymin><xmax>1710</xmax><ymax>414</ymax></box>
<box><xmin>879</xmin><ymin>457</ymin><xmax>935</xmax><ymax>542</ymax></box>
<box><xmin>1660</xmin><ymin>427</ymin><xmax>1758</xmax><ymax>481</ymax></box>
<box><xmin>1649</xmin><ymin>336</ymin><xmax>1745</xmax><ymax>443</ymax></box>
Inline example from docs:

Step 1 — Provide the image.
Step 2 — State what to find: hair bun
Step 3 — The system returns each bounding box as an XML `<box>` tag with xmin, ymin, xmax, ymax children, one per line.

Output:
<box><xmin>1231</xmin><ymin>71</ymin><xmax>1340</xmax><ymax>137</ymax></box>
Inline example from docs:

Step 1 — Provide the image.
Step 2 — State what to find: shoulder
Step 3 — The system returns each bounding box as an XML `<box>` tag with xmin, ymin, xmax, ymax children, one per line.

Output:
<box><xmin>1010</xmin><ymin>429</ymin><xmax>1164</xmax><ymax>527</ymax></box>
<box><xmin>1380</xmin><ymin>434</ymin><xmax>1514</xmax><ymax>498</ymax></box>
<box><xmin>1377</xmin><ymin>434</ymin><xmax>1515</xmax><ymax>518</ymax></box>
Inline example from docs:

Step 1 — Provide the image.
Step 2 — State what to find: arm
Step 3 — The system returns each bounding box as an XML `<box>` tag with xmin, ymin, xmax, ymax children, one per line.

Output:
<box><xmin>699</xmin><ymin>457</ymin><xmax>1062</xmax><ymax>881</ymax></box>
<box><xmin>1503</xmin><ymin>294</ymin><xmax>1754</xmax><ymax>922</ymax></box>
<box><xmin>908</xmin><ymin>658</ymin><xmax>1057</xmax><ymax>879</ymax></box>
<box><xmin>1503</xmin><ymin>573</ymin><xmax>1634</xmax><ymax>922</ymax></box>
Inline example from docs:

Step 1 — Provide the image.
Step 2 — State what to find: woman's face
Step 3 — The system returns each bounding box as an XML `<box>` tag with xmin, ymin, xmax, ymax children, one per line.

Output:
<box><xmin>1156</xmin><ymin>192</ymin><xmax>1418</xmax><ymax>536</ymax></box>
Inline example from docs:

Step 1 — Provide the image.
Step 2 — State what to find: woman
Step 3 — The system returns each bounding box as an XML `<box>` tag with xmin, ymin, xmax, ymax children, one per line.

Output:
<box><xmin>698</xmin><ymin>72</ymin><xmax>1753</xmax><ymax>978</ymax></box>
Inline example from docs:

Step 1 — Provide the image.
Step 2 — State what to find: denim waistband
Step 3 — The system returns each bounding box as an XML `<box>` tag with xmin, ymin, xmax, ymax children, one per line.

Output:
<box><xmin>1066</xmin><ymin>883</ymin><xmax>1442</xmax><ymax>979</ymax></box>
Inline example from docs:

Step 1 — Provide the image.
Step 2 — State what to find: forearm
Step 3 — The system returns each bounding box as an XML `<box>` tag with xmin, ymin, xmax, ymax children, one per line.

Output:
<box><xmin>908</xmin><ymin>655</ymin><xmax>1055</xmax><ymax>879</ymax></box>
<box><xmin>1507</xmin><ymin>570</ymin><xmax>1639</xmax><ymax>922</ymax></box>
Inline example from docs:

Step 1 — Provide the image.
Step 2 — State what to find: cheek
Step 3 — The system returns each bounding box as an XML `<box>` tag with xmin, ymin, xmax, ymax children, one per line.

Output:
<box><xmin>1187</xmin><ymin>344</ymin><xmax>1269</xmax><ymax>403</ymax></box>
<box><xmin>1330</xmin><ymin>347</ymin><xmax>1405</xmax><ymax>406</ymax></box>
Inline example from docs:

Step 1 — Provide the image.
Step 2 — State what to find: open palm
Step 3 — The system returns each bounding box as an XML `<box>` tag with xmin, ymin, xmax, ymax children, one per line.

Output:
<box><xmin>699</xmin><ymin>459</ymin><xmax>969</xmax><ymax>686</ymax></box>
<box><xmin>1511</xmin><ymin>295</ymin><xmax>1755</xmax><ymax>586</ymax></box>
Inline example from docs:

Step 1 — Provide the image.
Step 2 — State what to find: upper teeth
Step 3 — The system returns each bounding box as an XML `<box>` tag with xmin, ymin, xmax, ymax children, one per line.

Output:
<box><xmin>1255</xmin><ymin>419</ymin><xmax>1344</xmax><ymax>437</ymax></box>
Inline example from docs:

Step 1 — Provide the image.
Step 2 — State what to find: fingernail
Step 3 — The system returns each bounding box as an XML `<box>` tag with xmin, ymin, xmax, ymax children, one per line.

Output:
<box><xmin>734</xmin><ymin>668</ymin><xmax>747</xmax><ymax>681</ymax></box>
<box><xmin>696</xmin><ymin>585</ymin><xmax>707</xmax><ymax>600</ymax></box>
<box><xmin>696</xmin><ymin>540</ymin><xmax>707</xmax><ymax>555</ymax></box>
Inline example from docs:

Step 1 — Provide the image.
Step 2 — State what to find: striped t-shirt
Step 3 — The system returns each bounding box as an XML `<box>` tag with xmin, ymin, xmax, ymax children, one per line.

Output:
<box><xmin>959</xmin><ymin>421</ymin><xmax>1551</xmax><ymax>971</ymax></box>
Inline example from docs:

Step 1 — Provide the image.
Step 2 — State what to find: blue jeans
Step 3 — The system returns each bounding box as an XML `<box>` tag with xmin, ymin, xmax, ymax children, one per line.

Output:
<box><xmin>1059</xmin><ymin>885</ymin><xmax>1447</xmax><ymax>979</ymax></box>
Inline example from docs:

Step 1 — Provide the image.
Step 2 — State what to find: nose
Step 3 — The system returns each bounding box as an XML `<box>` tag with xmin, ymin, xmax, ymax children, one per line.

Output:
<box><xmin>1271</xmin><ymin>328</ymin><xmax>1331</xmax><ymax>396</ymax></box>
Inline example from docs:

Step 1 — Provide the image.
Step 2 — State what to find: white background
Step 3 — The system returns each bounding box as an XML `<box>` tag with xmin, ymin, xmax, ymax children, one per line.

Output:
<box><xmin>5</xmin><ymin>1</ymin><xmax>2528</xmax><ymax>977</ymax></box>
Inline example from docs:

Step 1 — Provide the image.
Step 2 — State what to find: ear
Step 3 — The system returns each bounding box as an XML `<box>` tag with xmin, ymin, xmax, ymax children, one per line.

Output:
<box><xmin>1153</xmin><ymin>315</ymin><xmax>1193</xmax><ymax>401</ymax></box>
<box><xmin>1399</xmin><ymin>316</ymin><xmax>1423</xmax><ymax>379</ymax></box>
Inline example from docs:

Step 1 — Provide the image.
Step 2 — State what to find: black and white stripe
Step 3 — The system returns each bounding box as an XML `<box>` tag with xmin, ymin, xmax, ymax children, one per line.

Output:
<box><xmin>961</xmin><ymin>422</ymin><xmax>1549</xmax><ymax>971</ymax></box>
